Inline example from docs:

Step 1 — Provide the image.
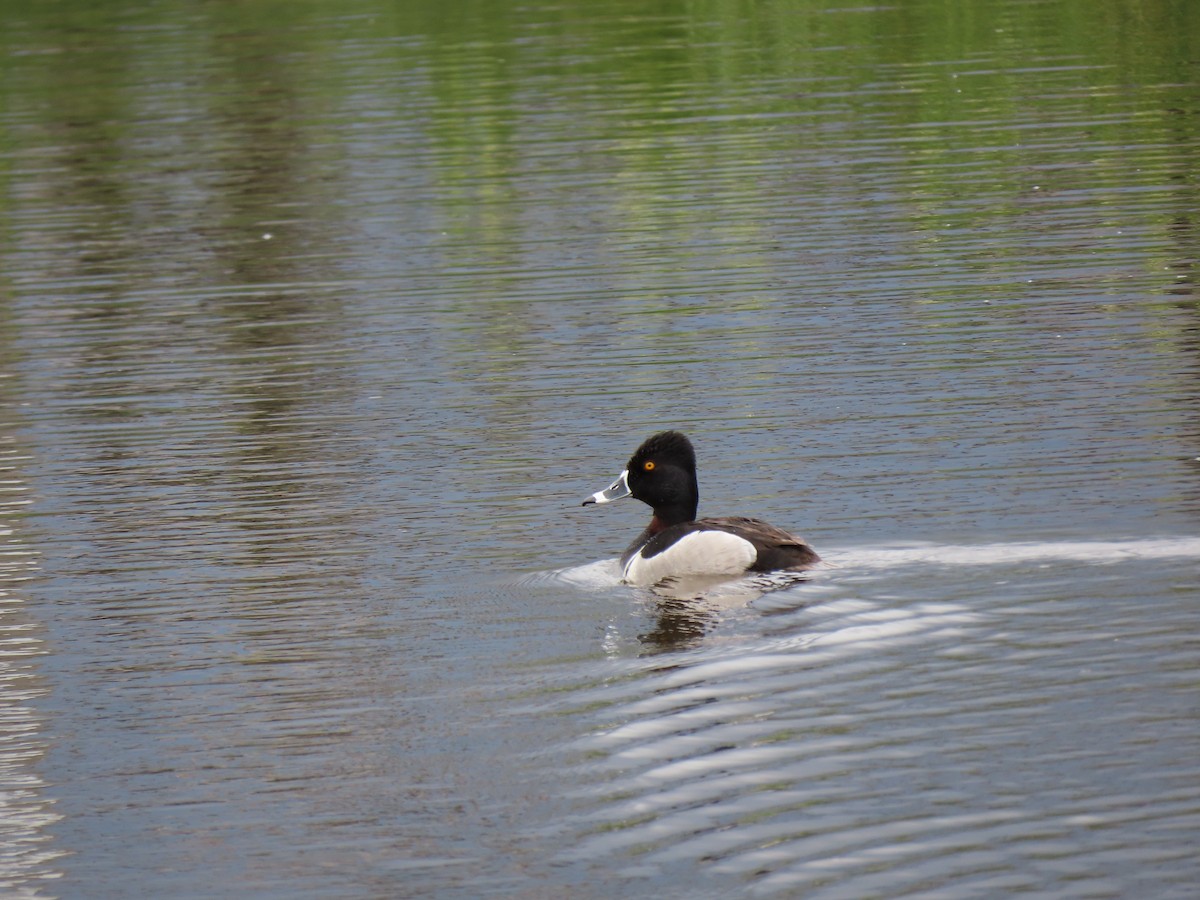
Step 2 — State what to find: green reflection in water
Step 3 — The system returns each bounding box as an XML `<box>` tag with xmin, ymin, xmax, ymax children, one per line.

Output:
<box><xmin>0</xmin><ymin>0</ymin><xmax>1196</xmax><ymax>482</ymax></box>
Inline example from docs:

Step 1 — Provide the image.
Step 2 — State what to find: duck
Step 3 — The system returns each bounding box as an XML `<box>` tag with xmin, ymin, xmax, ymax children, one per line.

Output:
<box><xmin>582</xmin><ymin>430</ymin><xmax>820</xmax><ymax>585</ymax></box>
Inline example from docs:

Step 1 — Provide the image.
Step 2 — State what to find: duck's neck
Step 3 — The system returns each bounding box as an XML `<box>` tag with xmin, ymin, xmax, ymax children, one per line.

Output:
<box><xmin>649</xmin><ymin>500</ymin><xmax>698</xmax><ymax>532</ymax></box>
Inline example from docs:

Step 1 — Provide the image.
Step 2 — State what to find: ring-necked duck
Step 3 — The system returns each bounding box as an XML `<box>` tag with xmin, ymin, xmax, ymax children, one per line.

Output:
<box><xmin>582</xmin><ymin>430</ymin><xmax>820</xmax><ymax>585</ymax></box>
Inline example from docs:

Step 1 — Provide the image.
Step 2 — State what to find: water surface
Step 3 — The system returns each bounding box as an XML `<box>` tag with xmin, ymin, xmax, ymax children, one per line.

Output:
<box><xmin>0</xmin><ymin>0</ymin><xmax>1198</xmax><ymax>896</ymax></box>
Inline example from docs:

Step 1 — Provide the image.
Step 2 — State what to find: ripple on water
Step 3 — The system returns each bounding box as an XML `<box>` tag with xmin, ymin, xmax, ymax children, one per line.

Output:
<box><xmin>518</xmin><ymin>537</ymin><xmax>1200</xmax><ymax>896</ymax></box>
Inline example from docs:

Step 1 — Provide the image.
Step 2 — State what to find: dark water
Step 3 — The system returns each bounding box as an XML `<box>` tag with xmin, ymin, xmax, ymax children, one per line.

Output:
<box><xmin>1</xmin><ymin>0</ymin><xmax>1198</xmax><ymax>896</ymax></box>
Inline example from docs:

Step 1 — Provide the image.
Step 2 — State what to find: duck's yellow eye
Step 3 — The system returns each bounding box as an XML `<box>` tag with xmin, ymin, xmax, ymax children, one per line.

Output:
<box><xmin>643</xmin><ymin>460</ymin><xmax>655</xmax><ymax>472</ymax></box>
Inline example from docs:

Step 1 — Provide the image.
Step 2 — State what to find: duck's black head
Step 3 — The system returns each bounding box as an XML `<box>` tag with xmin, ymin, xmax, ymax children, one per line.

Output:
<box><xmin>626</xmin><ymin>430</ymin><xmax>700</xmax><ymax>526</ymax></box>
<box><xmin>583</xmin><ymin>430</ymin><xmax>700</xmax><ymax>527</ymax></box>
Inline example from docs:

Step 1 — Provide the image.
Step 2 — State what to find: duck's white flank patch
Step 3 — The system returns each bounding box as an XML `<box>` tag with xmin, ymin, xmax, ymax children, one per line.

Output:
<box><xmin>623</xmin><ymin>530</ymin><xmax>757</xmax><ymax>585</ymax></box>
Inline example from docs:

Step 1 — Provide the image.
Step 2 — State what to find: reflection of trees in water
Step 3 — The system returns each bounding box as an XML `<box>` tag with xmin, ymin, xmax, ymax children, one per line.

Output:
<box><xmin>1166</xmin><ymin>214</ymin><xmax>1200</xmax><ymax>521</ymax></box>
<box><xmin>1161</xmin><ymin>95</ymin><xmax>1200</xmax><ymax>519</ymax></box>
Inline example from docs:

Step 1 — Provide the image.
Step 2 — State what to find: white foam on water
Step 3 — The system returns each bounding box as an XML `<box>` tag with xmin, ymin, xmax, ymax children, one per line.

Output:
<box><xmin>819</xmin><ymin>536</ymin><xmax>1200</xmax><ymax>571</ymax></box>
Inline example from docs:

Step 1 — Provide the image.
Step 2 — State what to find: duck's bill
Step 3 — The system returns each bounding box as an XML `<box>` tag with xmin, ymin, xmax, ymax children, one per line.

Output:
<box><xmin>582</xmin><ymin>470</ymin><xmax>631</xmax><ymax>506</ymax></box>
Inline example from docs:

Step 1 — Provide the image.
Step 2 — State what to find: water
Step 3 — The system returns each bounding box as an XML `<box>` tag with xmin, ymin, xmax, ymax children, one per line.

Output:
<box><xmin>1</xmin><ymin>0</ymin><xmax>1198</xmax><ymax>896</ymax></box>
